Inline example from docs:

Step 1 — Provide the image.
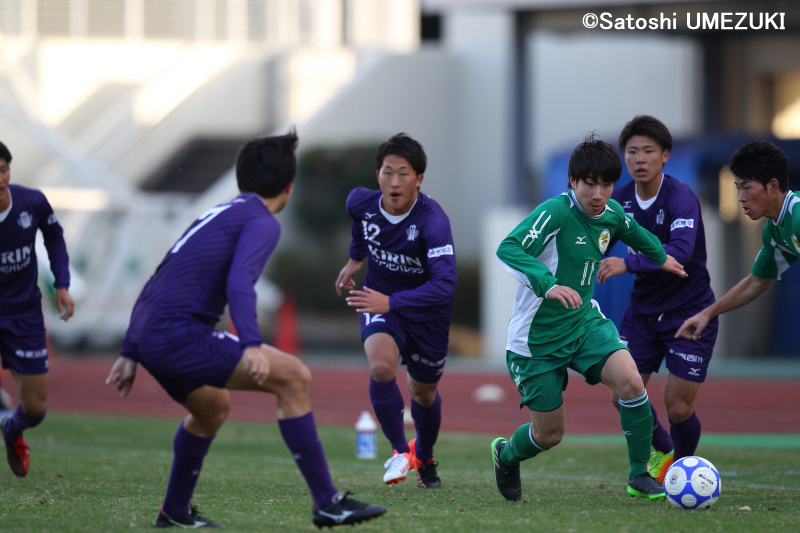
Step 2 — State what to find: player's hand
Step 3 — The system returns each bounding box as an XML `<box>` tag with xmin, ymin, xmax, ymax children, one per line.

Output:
<box><xmin>660</xmin><ymin>255</ymin><xmax>687</xmax><ymax>278</ymax></box>
<box><xmin>106</xmin><ymin>357</ymin><xmax>137</xmax><ymax>398</ymax></box>
<box><xmin>336</xmin><ymin>259</ymin><xmax>364</xmax><ymax>296</ymax></box>
<box><xmin>346</xmin><ymin>287</ymin><xmax>390</xmax><ymax>314</ymax></box>
<box><xmin>675</xmin><ymin>313</ymin><xmax>709</xmax><ymax>340</ymax></box>
<box><xmin>56</xmin><ymin>288</ymin><xmax>75</xmax><ymax>321</ymax></box>
<box><xmin>242</xmin><ymin>346</ymin><xmax>271</xmax><ymax>386</ymax></box>
<box><xmin>597</xmin><ymin>257</ymin><xmax>627</xmax><ymax>283</ymax></box>
<box><xmin>546</xmin><ymin>285</ymin><xmax>582</xmax><ymax>309</ymax></box>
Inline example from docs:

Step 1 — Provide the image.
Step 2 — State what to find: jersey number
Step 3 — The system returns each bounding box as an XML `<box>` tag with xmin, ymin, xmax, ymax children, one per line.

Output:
<box><xmin>364</xmin><ymin>313</ymin><xmax>385</xmax><ymax>325</ymax></box>
<box><xmin>171</xmin><ymin>203</ymin><xmax>234</xmax><ymax>253</ymax></box>
<box><xmin>361</xmin><ymin>221</ymin><xmax>381</xmax><ymax>245</ymax></box>
<box><xmin>580</xmin><ymin>260</ymin><xmax>598</xmax><ymax>286</ymax></box>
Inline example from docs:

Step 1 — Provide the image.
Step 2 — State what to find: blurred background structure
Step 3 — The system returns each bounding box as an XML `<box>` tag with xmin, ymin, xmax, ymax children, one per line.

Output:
<box><xmin>3</xmin><ymin>0</ymin><xmax>800</xmax><ymax>365</ymax></box>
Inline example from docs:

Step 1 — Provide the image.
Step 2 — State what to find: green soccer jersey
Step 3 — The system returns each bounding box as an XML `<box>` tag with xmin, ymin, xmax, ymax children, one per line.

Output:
<box><xmin>751</xmin><ymin>191</ymin><xmax>800</xmax><ymax>279</ymax></box>
<box><xmin>497</xmin><ymin>190</ymin><xmax>668</xmax><ymax>357</ymax></box>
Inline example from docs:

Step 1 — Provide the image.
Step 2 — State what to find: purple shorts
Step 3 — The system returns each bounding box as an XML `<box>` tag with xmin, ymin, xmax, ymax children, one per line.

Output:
<box><xmin>360</xmin><ymin>311</ymin><xmax>449</xmax><ymax>384</ymax></box>
<box><xmin>125</xmin><ymin>321</ymin><xmax>243</xmax><ymax>403</ymax></box>
<box><xmin>620</xmin><ymin>305</ymin><xmax>718</xmax><ymax>383</ymax></box>
<box><xmin>0</xmin><ymin>308</ymin><xmax>49</xmax><ymax>375</ymax></box>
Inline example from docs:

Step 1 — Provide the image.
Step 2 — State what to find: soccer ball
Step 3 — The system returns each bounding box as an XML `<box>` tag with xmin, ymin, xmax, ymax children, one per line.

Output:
<box><xmin>664</xmin><ymin>456</ymin><xmax>721</xmax><ymax>509</ymax></box>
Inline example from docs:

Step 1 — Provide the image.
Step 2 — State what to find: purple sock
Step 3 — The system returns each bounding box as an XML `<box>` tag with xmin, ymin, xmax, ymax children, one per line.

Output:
<box><xmin>162</xmin><ymin>423</ymin><xmax>214</xmax><ymax>518</ymax></box>
<box><xmin>278</xmin><ymin>412</ymin><xmax>339</xmax><ymax>508</ymax></box>
<box><xmin>2</xmin><ymin>405</ymin><xmax>46</xmax><ymax>441</ymax></box>
<box><xmin>411</xmin><ymin>392</ymin><xmax>441</xmax><ymax>463</ymax></box>
<box><xmin>650</xmin><ymin>404</ymin><xmax>673</xmax><ymax>454</ymax></box>
<box><xmin>670</xmin><ymin>411</ymin><xmax>701</xmax><ymax>460</ymax></box>
<box><xmin>369</xmin><ymin>378</ymin><xmax>409</xmax><ymax>453</ymax></box>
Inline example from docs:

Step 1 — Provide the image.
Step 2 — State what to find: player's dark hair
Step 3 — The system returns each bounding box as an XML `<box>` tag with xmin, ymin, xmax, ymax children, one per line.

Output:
<box><xmin>0</xmin><ymin>140</ymin><xmax>11</xmax><ymax>163</ymax></box>
<box><xmin>618</xmin><ymin>115</ymin><xmax>673</xmax><ymax>152</ymax></box>
<box><xmin>376</xmin><ymin>133</ymin><xmax>427</xmax><ymax>175</ymax></box>
<box><xmin>729</xmin><ymin>140</ymin><xmax>789</xmax><ymax>192</ymax></box>
<box><xmin>236</xmin><ymin>129</ymin><xmax>298</xmax><ymax>198</ymax></box>
<box><xmin>568</xmin><ymin>132</ymin><xmax>622</xmax><ymax>187</ymax></box>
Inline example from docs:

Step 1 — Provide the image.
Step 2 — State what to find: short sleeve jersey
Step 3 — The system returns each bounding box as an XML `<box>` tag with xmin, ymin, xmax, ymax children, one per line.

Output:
<box><xmin>612</xmin><ymin>175</ymin><xmax>715</xmax><ymax>314</ymax></box>
<box><xmin>751</xmin><ymin>191</ymin><xmax>800</xmax><ymax>279</ymax></box>
<box><xmin>346</xmin><ymin>188</ymin><xmax>457</xmax><ymax>322</ymax></box>
<box><xmin>125</xmin><ymin>193</ymin><xmax>279</xmax><ymax>349</ymax></box>
<box><xmin>497</xmin><ymin>191</ymin><xmax>667</xmax><ymax>357</ymax></box>
<box><xmin>0</xmin><ymin>184</ymin><xmax>70</xmax><ymax>315</ymax></box>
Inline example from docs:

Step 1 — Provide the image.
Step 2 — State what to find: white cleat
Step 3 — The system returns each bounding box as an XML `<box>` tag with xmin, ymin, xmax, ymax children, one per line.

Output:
<box><xmin>382</xmin><ymin>451</ymin><xmax>414</xmax><ymax>485</ymax></box>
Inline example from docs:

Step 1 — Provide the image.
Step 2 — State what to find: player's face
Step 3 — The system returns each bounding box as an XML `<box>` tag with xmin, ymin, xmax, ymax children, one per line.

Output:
<box><xmin>624</xmin><ymin>135</ymin><xmax>669</xmax><ymax>186</ymax></box>
<box><xmin>734</xmin><ymin>177</ymin><xmax>777</xmax><ymax>220</ymax></box>
<box><xmin>0</xmin><ymin>159</ymin><xmax>10</xmax><ymax>211</ymax></box>
<box><xmin>569</xmin><ymin>175</ymin><xmax>614</xmax><ymax>216</ymax></box>
<box><xmin>377</xmin><ymin>154</ymin><xmax>423</xmax><ymax>216</ymax></box>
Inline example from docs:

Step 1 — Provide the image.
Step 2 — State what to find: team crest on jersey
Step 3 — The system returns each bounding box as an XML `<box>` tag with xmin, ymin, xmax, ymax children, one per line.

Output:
<box><xmin>598</xmin><ymin>229</ymin><xmax>610</xmax><ymax>253</ymax></box>
<box><xmin>17</xmin><ymin>211</ymin><xmax>32</xmax><ymax>229</ymax></box>
<box><xmin>792</xmin><ymin>234</ymin><xmax>800</xmax><ymax>254</ymax></box>
<box><xmin>656</xmin><ymin>209</ymin><xmax>665</xmax><ymax>225</ymax></box>
<box><xmin>407</xmin><ymin>224</ymin><xmax>419</xmax><ymax>241</ymax></box>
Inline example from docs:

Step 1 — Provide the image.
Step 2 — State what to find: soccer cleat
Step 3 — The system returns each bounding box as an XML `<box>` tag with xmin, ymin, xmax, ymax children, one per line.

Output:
<box><xmin>648</xmin><ymin>449</ymin><xmax>674</xmax><ymax>483</ymax></box>
<box><xmin>312</xmin><ymin>491</ymin><xmax>387</xmax><ymax>528</ymax></box>
<box><xmin>382</xmin><ymin>450</ymin><xmax>415</xmax><ymax>485</ymax></box>
<box><xmin>491</xmin><ymin>437</ymin><xmax>521</xmax><ymax>501</ymax></box>
<box><xmin>627</xmin><ymin>471</ymin><xmax>667</xmax><ymax>500</ymax></box>
<box><xmin>409</xmin><ymin>438</ymin><xmax>440</xmax><ymax>489</ymax></box>
<box><xmin>1</xmin><ymin>415</ymin><xmax>30</xmax><ymax>477</ymax></box>
<box><xmin>154</xmin><ymin>505</ymin><xmax>225</xmax><ymax>528</ymax></box>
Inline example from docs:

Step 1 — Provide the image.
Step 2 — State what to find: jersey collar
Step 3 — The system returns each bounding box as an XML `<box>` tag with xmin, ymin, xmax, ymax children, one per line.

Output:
<box><xmin>378</xmin><ymin>195</ymin><xmax>418</xmax><ymax>224</ymax></box>
<box><xmin>774</xmin><ymin>190</ymin><xmax>796</xmax><ymax>226</ymax></box>
<box><xmin>565</xmin><ymin>190</ymin><xmax>609</xmax><ymax>220</ymax></box>
<box><xmin>0</xmin><ymin>188</ymin><xmax>12</xmax><ymax>223</ymax></box>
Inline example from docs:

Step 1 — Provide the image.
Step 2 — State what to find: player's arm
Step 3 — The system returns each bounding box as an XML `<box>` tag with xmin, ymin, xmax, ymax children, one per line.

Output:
<box><xmin>613</xmin><ymin>208</ymin><xmax>686</xmax><ymax>278</ymax></box>
<box><xmin>357</xmin><ymin>215</ymin><xmax>457</xmax><ymax>316</ymax></box>
<box><xmin>337</xmin><ymin>189</ymin><xmax>368</xmax><ymax>296</ymax></box>
<box><xmin>676</xmin><ymin>274</ymin><xmax>771</xmax><ymax>340</ymax></box>
<box><xmin>38</xmin><ymin>192</ymin><xmax>74</xmax><ymax>320</ymax></box>
<box><xmin>227</xmin><ymin>217</ymin><xmax>280</xmax><ymax>350</ymax></box>
<box><xmin>496</xmin><ymin>202</ymin><xmax>580</xmax><ymax>309</ymax></box>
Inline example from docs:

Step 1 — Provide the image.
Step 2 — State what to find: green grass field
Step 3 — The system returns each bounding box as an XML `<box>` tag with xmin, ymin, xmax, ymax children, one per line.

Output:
<box><xmin>1</xmin><ymin>413</ymin><xmax>798</xmax><ymax>532</ymax></box>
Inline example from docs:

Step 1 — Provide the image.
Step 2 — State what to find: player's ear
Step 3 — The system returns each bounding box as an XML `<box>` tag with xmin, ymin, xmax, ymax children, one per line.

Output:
<box><xmin>768</xmin><ymin>178</ymin><xmax>779</xmax><ymax>194</ymax></box>
<box><xmin>284</xmin><ymin>181</ymin><xmax>295</xmax><ymax>196</ymax></box>
<box><xmin>661</xmin><ymin>148</ymin><xmax>669</xmax><ymax>165</ymax></box>
<box><xmin>416</xmin><ymin>173</ymin><xmax>424</xmax><ymax>189</ymax></box>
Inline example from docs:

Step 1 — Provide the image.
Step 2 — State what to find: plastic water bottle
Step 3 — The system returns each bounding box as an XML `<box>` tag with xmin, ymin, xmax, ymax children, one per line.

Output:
<box><xmin>355</xmin><ymin>410</ymin><xmax>377</xmax><ymax>459</ymax></box>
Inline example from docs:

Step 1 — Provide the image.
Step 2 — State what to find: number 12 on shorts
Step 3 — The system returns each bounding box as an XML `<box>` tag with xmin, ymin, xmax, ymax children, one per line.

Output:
<box><xmin>364</xmin><ymin>313</ymin><xmax>385</xmax><ymax>325</ymax></box>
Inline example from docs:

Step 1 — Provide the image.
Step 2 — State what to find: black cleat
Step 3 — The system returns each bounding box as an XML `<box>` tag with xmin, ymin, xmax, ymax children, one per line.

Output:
<box><xmin>154</xmin><ymin>506</ymin><xmax>225</xmax><ymax>528</ymax></box>
<box><xmin>627</xmin><ymin>472</ymin><xmax>667</xmax><ymax>500</ymax></box>
<box><xmin>416</xmin><ymin>460</ymin><xmax>441</xmax><ymax>489</ymax></box>
<box><xmin>491</xmin><ymin>437</ymin><xmax>521</xmax><ymax>501</ymax></box>
<box><xmin>312</xmin><ymin>491</ymin><xmax>386</xmax><ymax>528</ymax></box>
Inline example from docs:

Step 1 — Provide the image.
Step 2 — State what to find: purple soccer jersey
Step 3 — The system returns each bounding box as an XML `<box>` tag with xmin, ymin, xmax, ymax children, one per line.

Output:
<box><xmin>612</xmin><ymin>175</ymin><xmax>714</xmax><ymax>314</ymax></box>
<box><xmin>0</xmin><ymin>184</ymin><xmax>70</xmax><ymax>315</ymax></box>
<box><xmin>347</xmin><ymin>188</ymin><xmax>457</xmax><ymax>322</ymax></box>
<box><xmin>124</xmin><ymin>193</ymin><xmax>279</xmax><ymax>351</ymax></box>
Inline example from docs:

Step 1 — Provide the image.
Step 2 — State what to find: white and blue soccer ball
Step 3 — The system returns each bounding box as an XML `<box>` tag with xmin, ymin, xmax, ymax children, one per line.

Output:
<box><xmin>664</xmin><ymin>456</ymin><xmax>721</xmax><ymax>509</ymax></box>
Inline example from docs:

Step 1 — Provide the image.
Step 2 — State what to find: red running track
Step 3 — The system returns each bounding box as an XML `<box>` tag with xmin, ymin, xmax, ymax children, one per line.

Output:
<box><xmin>4</xmin><ymin>356</ymin><xmax>799</xmax><ymax>434</ymax></box>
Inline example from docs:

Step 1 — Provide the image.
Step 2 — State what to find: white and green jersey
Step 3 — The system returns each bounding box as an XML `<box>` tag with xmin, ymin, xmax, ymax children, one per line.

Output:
<box><xmin>497</xmin><ymin>191</ymin><xmax>667</xmax><ymax>357</ymax></box>
<box><xmin>752</xmin><ymin>191</ymin><xmax>800</xmax><ymax>279</ymax></box>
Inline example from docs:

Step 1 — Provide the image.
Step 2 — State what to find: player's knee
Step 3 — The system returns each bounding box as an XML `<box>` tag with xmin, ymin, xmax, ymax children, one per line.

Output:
<box><xmin>616</xmin><ymin>374</ymin><xmax>645</xmax><ymax>400</ymax></box>
<box><xmin>535</xmin><ymin>428</ymin><xmax>564</xmax><ymax>449</ymax></box>
<box><xmin>279</xmin><ymin>360</ymin><xmax>312</xmax><ymax>398</ymax></box>
<box><xmin>21</xmin><ymin>401</ymin><xmax>47</xmax><ymax>420</ymax></box>
<box><xmin>666</xmin><ymin>402</ymin><xmax>693</xmax><ymax>424</ymax></box>
<box><xmin>369</xmin><ymin>363</ymin><xmax>396</xmax><ymax>382</ymax></box>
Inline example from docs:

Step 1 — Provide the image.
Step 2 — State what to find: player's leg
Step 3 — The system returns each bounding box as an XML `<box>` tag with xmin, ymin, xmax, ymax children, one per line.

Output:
<box><xmin>226</xmin><ymin>344</ymin><xmax>387</xmax><ymax>526</ymax></box>
<box><xmin>156</xmin><ymin>385</ymin><xmax>230</xmax><ymax>527</ymax></box>
<box><xmin>663</xmin><ymin>373</ymin><xmax>702</xmax><ymax>459</ymax></box>
<box><xmin>407</xmin><ymin>377</ymin><xmax>441</xmax><ymax>488</ymax></box>
<box><xmin>364</xmin><ymin>332</ymin><xmax>408</xmax><ymax>453</ymax></box>
<box><xmin>661</xmin><ymin>309</ymin><xmax>717</xmax><ymax>462</ymax></box>
<box><xmin>0</xmin><ymin>313</ymin><xmax>49</xmax><ymax>477</ymax></box>
<box><xmin>600</xmin><ymin>349</ymin><xmax>664</xmax><ymax>499</ymax></box>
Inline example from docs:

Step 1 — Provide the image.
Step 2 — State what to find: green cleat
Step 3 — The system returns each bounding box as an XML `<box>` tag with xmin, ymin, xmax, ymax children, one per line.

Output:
<box><xmin>491</xmin><ymin>437</ymin><xmax>521</xmax><ymax>501</ymax></box>
<box><xmin>627</xmin><ymin>472</ymin><xmax>667</xmax><ymax>500</ymax></box>
<box><xmin>647</xmin><ymin>450</ymin><xmax>674</xmax><ymax>483</ymax></box>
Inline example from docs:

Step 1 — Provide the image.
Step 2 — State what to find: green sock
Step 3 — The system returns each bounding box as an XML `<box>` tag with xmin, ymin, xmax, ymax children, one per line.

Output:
<box><xmin>619</xmin><ymin>392</ymin><xmax>654</xmax><ymax>479</ymax></box>
<box><xmin>500</xmin><ymin>423</ymin><xmax>546</xmax><ymax>467</ymax></box>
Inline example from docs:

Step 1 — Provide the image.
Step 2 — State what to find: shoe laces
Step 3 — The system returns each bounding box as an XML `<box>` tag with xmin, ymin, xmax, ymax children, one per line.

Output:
<box><xmin>384</xmin><ymin>452</ymin><xmax>410</xmax><ymax>469</ymax></box>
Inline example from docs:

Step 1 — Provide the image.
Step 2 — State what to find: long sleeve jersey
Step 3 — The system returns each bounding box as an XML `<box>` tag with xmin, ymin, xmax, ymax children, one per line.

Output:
<box><xmin>751</xmin><ymin>191</ymin><xmax>800</xmax><ymax>279</ymax></box>
<box><xmin>611</xmin><ymin>175</ymin><xmax>715</xmax><ymax>314</ymax></box>
<box><xmin>0</xmin><ymin>184</ymin><xmax>70</xmax><ymax>315</ymax></box>
<box><xmin>497</xmin><ymin>190</ymin><xmax>667</xmax><ymax>357</ymax></box>
<box><xmin>346</xmin><ymin>187</ymin><xmax>457</xmax><ymax>322</ymax></box>
<box><xmin>125</xmin><ymin>193</ymin><xmax>279</xmax><ymax>350</ymax></box>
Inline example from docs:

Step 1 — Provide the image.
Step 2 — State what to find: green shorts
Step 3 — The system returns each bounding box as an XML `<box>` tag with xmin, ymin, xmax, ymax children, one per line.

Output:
<box><xmin>506</xmin><ymin>316</ymin><xmax>629</xmax><ymax>412</ymax></box>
